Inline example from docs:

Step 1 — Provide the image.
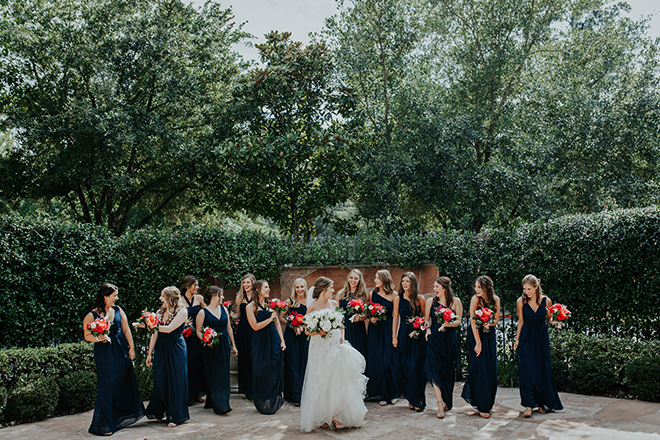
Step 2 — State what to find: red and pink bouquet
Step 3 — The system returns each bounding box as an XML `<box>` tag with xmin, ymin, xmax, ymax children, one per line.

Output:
<box><xmin>285</xmin><ymin>311</ymin><xmax>305</xmax><ymax>330</ymax></box>
<box><xmin>548</xmin><ymin>303</ymin><xmax>571</xmax><ymax>324</ymax></box>
<box><xmin>223</xmin><ymin>300</ymin><xmax>236</xmax><ymax>314</ymax></box>
<box><xmin>473</xmin><ymin>307</ymin><xmax>495</xmax><ymax>333</ymax></box>
<box><xmin>268</xmin><ymin>299</ymin><xmax>288</xmax><ymax>313</ymax></box>
<box><xmin>182</xmin><ymin>319</ymin><xmax>194</xmax><ymax>338</ymax></box>
<box><xmin>366</xmin><ymin>302</ymin><xmax>387</xmax><ymax>323</ymax></box>
<box><xmin>201</xmin><ymin>327</ymin><xmax>220</xmax><ymax>347</ymax></box>
<box><xmin>134</xmin><ymin>310</ymin><xmax>161</xmax><ymax>334</ymax></box>
<box><xmin>346</xmin><ymin>298</ymin><xmax>366</xmax><ymax>316</ymax></box>
<box><xmin>87</xmin><ymin>317</ymin><xmax>111</xmax><ymax>339</ymax></box>
<box><xmin>407</xmin><ymin>316</ymin><xmax>430</xmax><ymax>338</ymax></box>
<box><xmin>433</xmin><ymin>305</ymin><xmax>457</xmax><ymax>331</ymax></box>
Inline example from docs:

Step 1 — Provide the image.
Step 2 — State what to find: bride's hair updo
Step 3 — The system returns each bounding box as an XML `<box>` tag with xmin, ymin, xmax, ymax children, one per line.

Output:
<box><xmin>312</xmin><ymin>277</ymin><xmax>333</xmax><ymax>299</ymax></box>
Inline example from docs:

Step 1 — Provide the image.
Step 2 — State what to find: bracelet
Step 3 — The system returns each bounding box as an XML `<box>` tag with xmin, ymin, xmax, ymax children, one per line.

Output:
<box><xmin>476</xmin><ymin>343</ymin><xmax>482</xmax><ymax>346</ymax></box>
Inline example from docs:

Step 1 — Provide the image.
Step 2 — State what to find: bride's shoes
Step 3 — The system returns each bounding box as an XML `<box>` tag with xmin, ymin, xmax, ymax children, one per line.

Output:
<box><xmin>332</xmin><ymin>419</ymin><xmax>344</xmax><ymax>430</ymax></box>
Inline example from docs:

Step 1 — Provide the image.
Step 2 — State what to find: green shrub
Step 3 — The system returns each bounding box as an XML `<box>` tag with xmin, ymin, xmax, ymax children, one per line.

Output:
<box><xmin>625</xmin><ymin>357</ymin><xmax>660</xmax><ymax>402</ymax></box>
<box><xmin>1</xmin><ymin>206</ymin><xmax>660</xmax><ymax>347</ymax></box>
<box><xmin>0</xmin><ymin>386</ymin><xmax>7</xmax><ymax>422</ymax></box>
<box><xmin>5</xmin><ymin>376</ymin><xmax>59</xmax><ymax>423</ymax></box>
<box><xmin>57</xmin><ymin>371</ymin><xmax>97</xmax><ymax>414</ymax></box>
<box><xmin>569</xmin><ymin>360</ymin><xmax>616</xmax><ymax>396</ymax></box>
<box><xmin>551</xmin><ymin>356</ymin><xmax>569</xmax><ymax>391</ymax></box>
<box><xmin>498</xmin><ymin>358</ymin><xmax>519</xmax><ymax>388</ymax></box>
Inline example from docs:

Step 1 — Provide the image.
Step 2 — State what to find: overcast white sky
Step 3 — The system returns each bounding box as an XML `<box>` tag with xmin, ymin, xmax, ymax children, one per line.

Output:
<box><xmin>191</xmin><ymin>0</ymin><xmax>660</xmax><ymax>62</ymax></box>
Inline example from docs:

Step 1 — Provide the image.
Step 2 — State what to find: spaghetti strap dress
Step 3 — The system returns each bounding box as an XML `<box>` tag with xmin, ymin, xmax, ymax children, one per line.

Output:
<box><xmin>201</xmin><ymin>307</ymin><xmax>232</xmax><ymax>413</ymax></box>
<box><xmin>283</xmin><ymin>302</ymin><xmax>309</xmax><ymax>404</ymax></box>
<box><xmin>251</xmin><ymin>307</ymin><xmax>284</xmax><ymax>414</ymax></box>
<box><xmin>183</xmin><ymin>295</ymin><xmax>205</xmax><ymax>403</ymax></box>
<box><xmin>423</xmin><ymin>302</ymin><xmax>458</xmax><ymax>410</ymax></box>
<box><xmin>517</xmin><ymin>297</ymin><xmax>563</xmax><ymax>411</ymax></box>
<box><xmin>396</xmin><ymin>297</ymin><xmax>427</xmax><ymax>410</ymax></box>
<box><xmin>236</xmin><ymin>302</ymin><xmax>254</xmax><ymax>400</ymax></box>
<box><xmin>88</xmin><ymin>309</ymin><xmax>144</xmax><ymax>435</ymax></box>
<box><xmin>366</xmin><ymin>291</ymin><xmax>398</xmax><ymax>402</ymax></box>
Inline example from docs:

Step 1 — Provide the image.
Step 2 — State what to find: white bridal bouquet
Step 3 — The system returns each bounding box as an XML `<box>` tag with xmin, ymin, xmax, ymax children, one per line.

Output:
<box><xmin>303</xmin><ymin>309</ymin><xmax>345</xmax><ymax>338</ymax></box>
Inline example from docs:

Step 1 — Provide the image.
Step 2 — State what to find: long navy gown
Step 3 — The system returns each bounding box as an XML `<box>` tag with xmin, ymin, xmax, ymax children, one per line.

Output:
<box><xmin>252</xmin><ymin>307</ymin><xmax>284</xmax><ymax>414</ymax></box>
<box><xmin>88</xmin><ymin>308</ymin><xmax>144</xmax><ymax>436</ymax></box>
<box><xmin>283</xmin><ymin>301</ymin><xmax>309</xmax><ymax>404</ymax></box>
<box><xmin>366</xmin><ymin>291</ymin><xmax>398</xmax><ymax>402</ymax></box>
<box><xmin>183</xmin><ymin>295</ymin><xmax>205</xmax><ymax>404</ymax></box>
<box><xmin>396</xmin><ymin>297</ymin><xmax>427</xmax><ymax>410</ymax></box>
<box><xmin>423</xmin><ymin>302</ymin><xmax>458</xmax><ymax>410</ymax></box>
<box><xmin>236</xmin><ymin>302</ymin><xmax>254</xmax><ymax>400</ymax></box>
<box><xmin>461</xmin><ymin>299</ymin><xmax>498</xmax><ymax>413</ymax></box>
<box><xmin>340</xmin><ymin>297</ymin><xmax>368</xmax><ymax>360</ymax></box>
<box><xmin>517</xmin><ymin>297</ymin><xmax>563</xmax><ymax>411</ymax></box>
<box><xmin>201</xmin><ymin>307</ymin><xmax>232</xmax><ymax>414</ymax></box>
<box><xmin>145</xmin><ymin>319</ymin><xmax>190</xmax><ymax>425</ymax></box>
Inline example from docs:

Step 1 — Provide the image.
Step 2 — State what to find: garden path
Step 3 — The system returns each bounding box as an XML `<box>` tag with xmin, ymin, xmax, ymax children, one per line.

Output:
<box><xmin>2</xmin><ymin>383</ymin><xmax>660</xmax><ymax>439</ymax></box>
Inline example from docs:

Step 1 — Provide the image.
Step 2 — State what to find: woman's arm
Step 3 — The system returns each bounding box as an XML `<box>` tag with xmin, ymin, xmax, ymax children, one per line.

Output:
<box><xmin>469</xmin><ymin>296</ymin><xmax>483</xmax><ymax>357</ymax></box>
<box><xmin>159</xmin><ymin>309</ymin><xmax>188</xmax><ymax>333</ymax></box>
<box><xmin>146</xmin><ymin>331</ymin><xmax>158</xmax><ymax>367</ymax></box>
<box><xmin>424</xmin><ymin>298</ymin><xmax>433</xmax><ymax>341</ymax></box>
<box><xmin>392</xmin><ymin>296</ymin><xmax>400</xmax><ymax>347</ymax></box>
<box><xmin>83</xmin><ymin>312</ymin><xmax>111</xmax><ymax>344</ymax></box>
<box><xmin>225</xmin><ymin>306</ymin><xmax>238</xmax><ymax>356</ymax></box>
<box><xmin>448</xmin><ymin>298</ymin><xmax>463</xmax><ymax>328</ymax></box>
<box><xmin>119</xmin><ymin>308</ymin><xmax>136</xmax><ymax>360</ymax></box>
<box><xmin>493</xmin><ymin>296</ymin><xmax>501</xmax><ymax>326</ymax></box>
<box><xmin>196</xmin><ymin>309</ymin><xmax>205</xmax><ymax>340</ymax></box>
<box><xmin>275</xmin><ymin>313</ymin><xmax>286</xmax><ymax>351</ymax></box>
<box><xmin>247</xmin><ymin>304</ymin><xmax>276</xmax><ymax>331</ymax></box>
<box><xmin>514</xmin><ymin>298</ymin><xmax>524</xmax><ymax>350</ymax></box>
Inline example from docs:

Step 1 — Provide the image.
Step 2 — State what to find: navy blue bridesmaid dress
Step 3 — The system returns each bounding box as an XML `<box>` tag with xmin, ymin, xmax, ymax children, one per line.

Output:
<box><xmin>251</xmin><ymin>307</ymin><xmax>284</xmax><ymax>414</ymax></box>
<box><xmin>461</xmin><ymin>299</ymin><xmax>498</xmax><ymax>414</ymax></box>
<box><xmin>236</xmin><ymin>302</ymin><xmax>254</xmax><ymax>400</ymax></box>
<box><xmin>283</xmin><ymin>302</ymin><xmax>309</xmax><ymax>404</ymax></box>
<box><xmin>396</xmin><ymin>297</ymin><xmax>427</xmax><ymax>410</ymax></box>
<box><xmin>423</xmin><ymin>302</ymin><xmax>458</xmax><ymax>410</ymax></box>
<box><xmin>517</xmin><ymin>297</ymin><xmax>563</xmax><ymax>411</ymax></box>
<box><xmin>366</xmin><ymin>291</ymin><xmax>399</xmax><ymax>402</ymax></box>
<box><xmin>340</xmin><ymin>297</ymin><xmax>368</xmax><ymax>360</ymax></box>
<box><xmin>145</xmin><ymin>320</ymin><xmax>190</xmax><ymax>425</ymax></box>
<box><xmin>201</xmin><ymin>307</ymin><xmax>232</xmax><ymax>414</ymax></box>
<box><xmin>183</xmin><ymin>295</ymin><xmax>205</xmax><ymax>404</ymax></box>
<box><xmin>88</xmin><ymin>308</ymin><xmax>144</xmax><ymax>436</ymax></box>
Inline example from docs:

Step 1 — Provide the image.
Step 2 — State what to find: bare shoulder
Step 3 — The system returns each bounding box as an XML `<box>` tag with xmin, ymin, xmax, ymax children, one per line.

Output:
<box><xmin>329</xmin><ymin>299</ymin><xmax>339</xmax><ymax>309</ymax></box>
<box><xmin>452</xmin><ymin>297</ymin><xmax>462</xmax><ymax>308</ymax></box>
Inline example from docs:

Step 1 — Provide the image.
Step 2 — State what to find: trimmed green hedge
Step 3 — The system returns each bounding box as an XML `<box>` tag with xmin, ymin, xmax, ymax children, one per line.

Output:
<box><xmin>1</xmin><ymin>206</ymin><xmax>659</xmax><ymax>347</ymax></box>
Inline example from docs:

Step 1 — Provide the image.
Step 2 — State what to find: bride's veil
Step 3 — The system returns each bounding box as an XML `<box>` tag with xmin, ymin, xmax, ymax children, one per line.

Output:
<box><xmin>306</xmin><ymin>286</ymin><xmax>315</xmax><ymax>308</ymax></box>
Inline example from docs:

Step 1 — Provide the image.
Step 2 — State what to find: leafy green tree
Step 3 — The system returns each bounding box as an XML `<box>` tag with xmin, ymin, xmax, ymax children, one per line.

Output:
<box><xmin>217</xmin><ymin>31</ymin><xmax>358</xmax><ymax>238</ymax></box>
<box><xmin>0</xmin><ymin>0</ymin><xmax>248</xmax><ymax>235</ymax></box>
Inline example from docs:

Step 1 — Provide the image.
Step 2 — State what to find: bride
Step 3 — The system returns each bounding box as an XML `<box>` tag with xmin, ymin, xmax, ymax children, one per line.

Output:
<box><xmin>300</xmin><ymin>276</ymin><xmax>368</xmax><ymax>432</ymax></box>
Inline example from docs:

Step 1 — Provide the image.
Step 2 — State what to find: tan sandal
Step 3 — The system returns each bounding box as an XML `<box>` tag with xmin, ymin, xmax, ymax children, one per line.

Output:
<box><xmin>479</xmin><ymin>412</ymin><xmax>490</xmax><ymax>419</ymax></box>
<box><xmin>332</xmin><ymin>419</ymin><xmax>344</xmax><ymax>430</ymax></box>
<box><xmin>538</xmin><ymin>406</ymin><xmax>546</xmax><ymax>414</ymax></box>
<box><xmin>436</xmin><ymin>402</ymin><xmax>445</xmax><ymax>419</ymax></box>
<box><xmin>523</xmin><ymin>408</ymin><xmax>532</xmax><ymax>418</ymax></box>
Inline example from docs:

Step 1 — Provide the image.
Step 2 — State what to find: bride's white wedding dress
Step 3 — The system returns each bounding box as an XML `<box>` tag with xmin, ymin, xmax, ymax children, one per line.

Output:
<box><xmin>300</xmin><ymin>309</ymin><xmax>368</xmax><ymax>432</ymax></box>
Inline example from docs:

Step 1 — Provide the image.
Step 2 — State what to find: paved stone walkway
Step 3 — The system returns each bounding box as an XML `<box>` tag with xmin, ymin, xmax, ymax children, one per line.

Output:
<box><xmin>3</xmin><ymin>383</ymin><xmax>660</xmax><ymax>439</ymax></box>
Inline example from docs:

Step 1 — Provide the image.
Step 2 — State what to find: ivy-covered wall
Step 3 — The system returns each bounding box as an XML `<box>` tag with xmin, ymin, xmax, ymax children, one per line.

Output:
<box><xmin>1</xmin><ymin>206</ymin><xmax>658</xmax><ymax>348</ymax></box>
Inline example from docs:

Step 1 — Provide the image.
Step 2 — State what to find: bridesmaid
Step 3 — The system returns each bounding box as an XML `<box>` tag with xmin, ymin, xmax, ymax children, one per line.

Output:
<box><xmin>235</xmin><ymin>273</ymin><xmax>256</xmax><ymax>400</ymax></box>
<box><xmin>514</xmin><ymin>274</ymin><xmax>563</xmax><ymax>417</ymax></box>
<box><xmin>145</xmin><ymin>286</ymin><xmax>190</xmax><ymax>427</ymax></box>
<box><xmin>196</xmin><ymin>286</ymin><xmax>238</xmax><ymax>414</ymax></box>
<box><xmin>84</xmin><ymin>283</ymin><xmax>144</xmax><ymax>436</ymax></box>
<box><xmin>366</xmin><ymin>269</ymin><xmax>399</xmax><ymax>405</ymax></box>
<box><xmin>461</xmin><ymin>275</ymin><xmax>500</xmax><ymax>418</ymax></box>
<box><xmin>180</xmin><ymin>275</ymin><xmax>206</xmax><ymax>404</ymax></box>
<box><xmin>423</xmin><ymin>276</ymin><xmax>462</xmax><ymax>418</ymax></box>
<box><xmin>246</xmin><ymin>280</ymin><xmax>286</xmax><ymax>414</ymax></box>
<box><xmin>393</xmin><ymin>272</ymin><xmax>427</xmax><ymax>412</ymax></box>
<box><xmin>336</xmin><ymin>269</ymin><xmax>369</xmax><ymax>359</ymax></box>
<box><xmin>280</xmin><ymin>278</ymin><xmax>309</xmax><ymax>406</ymax></box>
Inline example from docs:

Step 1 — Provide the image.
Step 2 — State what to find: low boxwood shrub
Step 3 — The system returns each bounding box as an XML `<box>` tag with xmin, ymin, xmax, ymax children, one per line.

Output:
<box><xmin>625</xmin><ymin>357</ymin><xmax>660</xmax><ymax>402</ymax></box>
<box><xmin>551</xmin><ymin>356</ymin><xmax>569</xmax><ymax>391</ymax></box>
<box><xmin>569</xmin><ymin>360</ymin><xmax>616</xmax><ymax>396</ymax></box>
<box><xmin>5</xmin><ymin>376</ymin><xmax>59</xmax><ymax>423</ymax></box>
<box><xmin>57</xmin><ymin>371</ymin><xmax>97</xmax><ymax>414</ymax></box>
<box><xmin>0</xmin><ymin>386</ymin><xmax>7</xmax><ymax>422</ymax></box>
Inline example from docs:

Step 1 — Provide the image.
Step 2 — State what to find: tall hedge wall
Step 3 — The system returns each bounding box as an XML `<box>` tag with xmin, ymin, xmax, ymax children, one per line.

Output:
<box><xmin>1</xmin><ymin>206</ymin><xmax>658</xmax><ymax>347</ymax></box>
